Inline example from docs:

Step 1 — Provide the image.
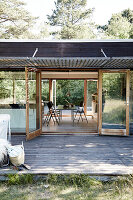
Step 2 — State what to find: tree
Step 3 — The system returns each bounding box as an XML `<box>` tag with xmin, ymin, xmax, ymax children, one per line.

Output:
<box><xmin>38</xmin><ymin>23</ymin><xmax>51</xmax><ymax>39</ymax></box>
<box><xmin>121</xmin><ymin>8</ymin><xmax>133</xmax><ymax>24</ymax></box>
<box><xmin>106</xmin><ymin>13</ymin><xmax>131</xmax><ymax>39</ymax></box>
<box><xmin>121</xmin><ymin>8</ymin><xmax>133</xmax><ymax>39</ymax></box>
<box><xmin>0</xmin><ymin>0</ymin><xmax>38</xmax><ymax>39</ymax></box>
<box><xmin>99</xmin><ymin>9</ymin><xmax>133</xmax><ymax>39</ymax></box>
<box><xmin>47</xmin><ymin>0</ymin><xmax>96</xmax><ymax>39</ymax></box>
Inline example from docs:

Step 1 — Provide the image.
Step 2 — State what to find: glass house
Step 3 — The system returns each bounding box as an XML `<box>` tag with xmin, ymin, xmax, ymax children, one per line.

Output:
<box><xmin>0</xmin><ymin>39</ymin><xmax>133</xmax><ymax>140</ymax></box>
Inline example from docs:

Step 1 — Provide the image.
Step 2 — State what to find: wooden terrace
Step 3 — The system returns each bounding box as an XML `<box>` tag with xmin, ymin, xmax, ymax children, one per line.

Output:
<box><xmin>0</xmin><ymin>135</ymin><xmax>133</xmax><ymax>175</ymax></box>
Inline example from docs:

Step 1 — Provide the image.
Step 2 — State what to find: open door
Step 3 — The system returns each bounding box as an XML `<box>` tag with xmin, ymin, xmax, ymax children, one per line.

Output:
<box><xmin>25</xmin><ymin>67</ymin><xmax>42</xmax><ymax>140</ymax></box>
<box><xmin>99</xmin><ymin>70</ymin><xmax>130</xmax><ymax>136</ymax></box>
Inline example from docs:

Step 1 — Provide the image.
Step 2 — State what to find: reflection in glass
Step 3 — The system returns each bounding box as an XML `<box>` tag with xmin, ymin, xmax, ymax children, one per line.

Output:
<box><xmin>28</xmin><ymin>72</ymin><xmax>40</xmax><ymax>132</ymax></box>
<box><xmin>0</xmin><ymin>71</ymin><xmax>26</xmax><ymax>133</ymax></box>
<box><xmin>102</xmin><ymin>73</ymin><xmax>126</xmax><ymax>129</ymax></box>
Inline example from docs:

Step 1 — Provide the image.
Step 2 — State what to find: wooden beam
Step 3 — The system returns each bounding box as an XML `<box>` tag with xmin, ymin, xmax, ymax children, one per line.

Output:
<box><xmin>42</xmin><ymin>72</ymin><xmax>98</xmax><ymax>79</ymax></box>
<box><xmin>101</xmin><ymin>69</ymin><xmax>128</xmax><ymax>73</ymax></box>
<box><xmin>101</xmin><ymin>129</ymin><xmax>126</xmax><ymax>136</ymax></box>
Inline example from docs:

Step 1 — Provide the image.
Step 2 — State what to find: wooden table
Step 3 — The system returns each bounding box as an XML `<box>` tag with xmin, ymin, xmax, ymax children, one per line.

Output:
<box><xmin>57</xmin><ymin>106</ymin><xmax>77</xmax><ymax>121</ymax></box>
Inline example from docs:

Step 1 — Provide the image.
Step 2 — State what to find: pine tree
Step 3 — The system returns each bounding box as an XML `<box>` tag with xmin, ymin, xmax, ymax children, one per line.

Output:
<box><xmin>47</xmin><ymin>0</ymin><xmax>96</xmax><ymax>39</ymax></box>
<box><xmin>0</xmin><ymin>0</ymin><xmax>37</xmax><ymax>39</ymax></box>
<box><xmin>99</xmin><ymin>9</ymin><xmax>133</xmax><ymax>39</ymax></box>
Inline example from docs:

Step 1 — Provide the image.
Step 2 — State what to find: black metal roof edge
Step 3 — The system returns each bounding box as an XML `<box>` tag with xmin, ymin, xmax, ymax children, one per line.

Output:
<box><xmin>0</xmin><ymin>57</ymin><xmax>133</xmax><ymax>59</ymax></box>
<box><xmin>0</xmin><ymin>39</ymin><xmax>133</xmax><ymax>43</ymax></box>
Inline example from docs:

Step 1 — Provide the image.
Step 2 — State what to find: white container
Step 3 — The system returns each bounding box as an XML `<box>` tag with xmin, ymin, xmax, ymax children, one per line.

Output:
<box><xmin>8</xmin><ymin>143</ymin><xmax>25</xmax><ymax>166</ymax></box>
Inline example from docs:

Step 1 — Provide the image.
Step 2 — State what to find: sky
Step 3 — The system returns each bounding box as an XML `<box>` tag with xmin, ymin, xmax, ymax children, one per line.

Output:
<box><xmin>23</xmin><ymin>0</ymin><xmax>133</xmax><ymax>25</ymax></box>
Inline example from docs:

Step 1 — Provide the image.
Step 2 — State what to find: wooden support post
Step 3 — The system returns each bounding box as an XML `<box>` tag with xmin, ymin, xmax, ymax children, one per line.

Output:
<box><xmin>49</xmin><ymin>79</ymin><xmax>53</xmax><ymax>102</ymax></box>
<box><xmin>25</xmin><ymin>67</ymin><xmax>29</xmax><ymax>139</ymax></box>
<box><xmin>36</xmin><ymin>72</ymin><xmax>40</xmax><ymax>129</ymax></box>
<box><xmin>40</xmin><ymin>72</ymin><xmax>42</xmax><ymax>131</ymax></box>
<box><xmin>97</xmin><ymin>79</ymin><xmax>99</xmax><ymax>133</ymax></box>
<box><xmin>98</xmin><ymin>70</ymin><xmax>102</xmax><ymax>136</ymax></box>
<box><xmin>126</xmin><ymin>70</ymin><xmax>130</xmax><ymax>136</ymax></box>
<box><xmin>84</xmin><ymin>80</ymin><xmax>87</xmax><ymax>114</ymax></box>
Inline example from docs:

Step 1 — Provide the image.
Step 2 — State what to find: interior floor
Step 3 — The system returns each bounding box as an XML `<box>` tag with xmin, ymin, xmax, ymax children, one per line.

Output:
<box><xmin>42</xmin><ymin>115</ymin><xmax>98</xmax><ymax>134</ymax></box>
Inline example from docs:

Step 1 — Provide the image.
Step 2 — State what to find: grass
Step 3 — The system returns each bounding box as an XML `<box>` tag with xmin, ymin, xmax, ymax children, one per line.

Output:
<box><xmin>0</xmin><ymin>174</ymin><xmax>133</xmax><ymax>200</ymax></box>
<box><xmin>103</xmin><ymin>99</ymin><xmax>126</xmax><ymax>125</ymax></box>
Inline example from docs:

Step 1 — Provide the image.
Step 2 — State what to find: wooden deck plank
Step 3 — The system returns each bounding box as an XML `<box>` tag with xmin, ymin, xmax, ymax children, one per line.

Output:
<box><xmin>1</xmin><ymin>135</ymin><xmax>133</xmax><ymax>175</ymax></box>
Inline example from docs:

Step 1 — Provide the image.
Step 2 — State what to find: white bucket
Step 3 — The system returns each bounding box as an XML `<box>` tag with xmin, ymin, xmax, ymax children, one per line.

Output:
<box><xmin>8</xmin><ymin>142</ymin><xmax>25</xmax><ymax>166</ymax></box>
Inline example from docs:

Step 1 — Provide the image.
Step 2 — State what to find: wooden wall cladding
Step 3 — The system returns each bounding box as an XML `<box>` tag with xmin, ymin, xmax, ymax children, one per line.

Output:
<box><xmin>0</xmin><ymin>41</ymin><xmax>133</xmax><ymax>58</ymax></box>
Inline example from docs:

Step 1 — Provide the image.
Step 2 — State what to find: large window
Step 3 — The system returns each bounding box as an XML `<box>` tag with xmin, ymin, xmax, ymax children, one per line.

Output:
<box><xmin>102</xmin><ymin>73</ymin><xmax>126</xmax><ymax>129</ymax></box>
<box><xmin>0</xmin><ymin>71</ymin><xmax>26</xmax><ymax>133</ymax></box>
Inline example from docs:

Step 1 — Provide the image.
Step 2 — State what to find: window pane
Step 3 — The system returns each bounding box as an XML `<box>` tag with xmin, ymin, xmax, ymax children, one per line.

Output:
<box><xmin>102</xmin><ymin>73</ymin><xmax>126</xmax><ymax>129</ymax></box>
<box><xmin>0</xmin><ymin>71</ymin><xmax>26</xmax><ymax>133</ymax></box>
<box><xmin>28</xmin><ymin>72</ymin><xmax>41</xmax><ymax>132</ymax></box>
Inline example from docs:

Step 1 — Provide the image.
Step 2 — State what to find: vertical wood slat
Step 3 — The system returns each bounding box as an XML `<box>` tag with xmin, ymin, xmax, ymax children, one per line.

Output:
<box><xmin>25</xmin><ymin>67</ymin><xmax>29</xmax><ymax>139</ymax></box>
<box><xmin>126</xmin><ymin>70</ymin><xmax>130</xmax><ymax>136</ymax></box>
<box><xmin>98</xmin><ymin>70</ymin><xmax>102</xmax><ymax>135</ymax></box>
<box><xmin>49</xmin><ymin>79</ymin><xmax>53</xmax><ymax>102</ymax></box>
<box><xmin>84</xmin><ymin>80</ymin><xmax>87</xmax><ymax>114</ymax></box>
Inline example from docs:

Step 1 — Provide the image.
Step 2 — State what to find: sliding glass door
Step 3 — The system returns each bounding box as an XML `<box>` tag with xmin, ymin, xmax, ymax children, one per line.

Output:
<box><xmin>25</xmin><ymin>67</ymin><xmax>42</xmax><ymax>140</ymax></box>
<box><xmin>99</xmin><ymin>70</ymin><xmax>130</xmax><ymax>136</ymax></box>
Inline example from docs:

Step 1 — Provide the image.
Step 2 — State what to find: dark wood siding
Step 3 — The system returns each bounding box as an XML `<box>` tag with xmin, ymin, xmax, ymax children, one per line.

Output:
<box><xmin>0</xmin><ymin>41</ymin><xmax>133</xmax><ymax>57</ymax></box>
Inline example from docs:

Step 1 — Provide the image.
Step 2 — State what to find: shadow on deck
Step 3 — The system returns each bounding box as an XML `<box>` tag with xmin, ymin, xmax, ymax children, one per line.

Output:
<box><xmin>0</xmin><ymin>135</ymin><xmax>133</xmax><ymax>175</ymax></box>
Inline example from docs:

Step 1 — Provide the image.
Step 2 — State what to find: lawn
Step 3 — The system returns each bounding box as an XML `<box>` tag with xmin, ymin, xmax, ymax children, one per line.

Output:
<box><xmin>0</xmin><ymin>174</ymin><xmax>133</xmax><ymax>200</ymax></box>
<box><xmin>103</xmin><ymin>99</ymin><xmax>126</xmax><ymax>125</ymax></box>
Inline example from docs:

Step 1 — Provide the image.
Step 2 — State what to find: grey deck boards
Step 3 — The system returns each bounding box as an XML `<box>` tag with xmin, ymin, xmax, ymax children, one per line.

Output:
<box><xmin>1</xmin><ymin>135</ymin><xmax>133</xmax><ymax>175</ymax></box>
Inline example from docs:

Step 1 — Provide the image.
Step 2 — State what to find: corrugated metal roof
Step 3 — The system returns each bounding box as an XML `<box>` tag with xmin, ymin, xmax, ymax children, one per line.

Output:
<box><xmin>0</xmin><ymin>57</ymin><xmax>133</xmax><ymax>69</ymax></box>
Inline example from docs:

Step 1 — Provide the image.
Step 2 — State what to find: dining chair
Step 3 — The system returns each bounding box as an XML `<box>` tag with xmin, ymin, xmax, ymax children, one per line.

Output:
<box><xmin>73</xmin><ymin>101</ymin><xmax>88</xmax><ymax>123</ymax></box>
<box><xmin>43</xmin><ymin>101</ymin><xmax>60</xmax><ymax>126</ymax></box>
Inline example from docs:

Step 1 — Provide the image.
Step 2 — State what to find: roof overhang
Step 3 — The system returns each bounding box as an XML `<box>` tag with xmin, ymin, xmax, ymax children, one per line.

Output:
<box><xmin>0</xmin><ymin>57</ymin><xmax>133</xmax><ymax>70</ymax></box>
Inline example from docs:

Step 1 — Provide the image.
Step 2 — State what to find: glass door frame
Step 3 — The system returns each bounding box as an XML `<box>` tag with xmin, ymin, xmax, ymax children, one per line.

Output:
<box><xmin>25</xmin><ymin>67</ymin><xmax>42</xmax><ymax>140</ymax></box>
<box><xmin>84</xmin><ymin>79</ymin><xmax>99</xmax><ymax>133</ymax></box>
<box><xmin>98</xmin><ymin>69</ymin><xmax>130</xmax><ymax>136</ymax></box>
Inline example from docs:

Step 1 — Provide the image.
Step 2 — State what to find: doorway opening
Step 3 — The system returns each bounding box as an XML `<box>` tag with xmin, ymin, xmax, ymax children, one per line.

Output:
<box><xmin>41</xmin><ymin>78</ymin><xmax>98</xmax><ymax>134</ymax></box>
